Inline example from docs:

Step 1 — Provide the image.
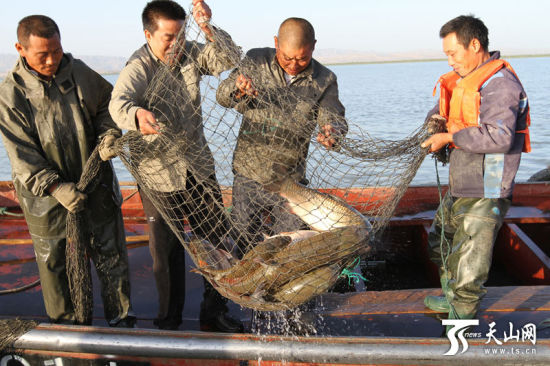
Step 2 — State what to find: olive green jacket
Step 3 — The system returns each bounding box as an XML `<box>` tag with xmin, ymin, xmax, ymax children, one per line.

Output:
<box><xmin>216</xmin><ymin>47</ymin><xmax>347</xmax><ymax>185</ymax></box>
<box><xmin>0</xmin><ymin>54</ymin><xmax>123</xmax><ymax>238</ymax></box>
<box><xmin>109</xmin><ymin>30</ymin><xmax>238</xmax><ymax>191</ymax></box>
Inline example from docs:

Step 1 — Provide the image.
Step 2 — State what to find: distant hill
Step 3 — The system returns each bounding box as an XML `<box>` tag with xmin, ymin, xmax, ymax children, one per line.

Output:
<box><xmin>2</xmin><ymin>49</ymin><xmax>549</xmax><ymax>77</ymax></box>
<box><xmin>314</xmin><ymin>48</ymin><xmax>550</xmax><ymax>65</ymax></box>
<box><xmin>314</xmin><ymin>48</ymin><xmax>445</xmax><ymax>65</ymax></box>
<box><xmin>0</xmin><ymin>53</ymin><xmax>126</xmax><ymax>77</ymax></box>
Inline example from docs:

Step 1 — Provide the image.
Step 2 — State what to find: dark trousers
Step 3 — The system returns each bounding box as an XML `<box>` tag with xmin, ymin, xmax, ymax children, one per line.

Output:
<box><xmin>139</xmin><ymin>172</ymin><xmax>231</xmax><ymax>326</ymax></box>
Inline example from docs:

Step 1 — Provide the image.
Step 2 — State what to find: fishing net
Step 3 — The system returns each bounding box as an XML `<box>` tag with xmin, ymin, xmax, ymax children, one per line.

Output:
<box><xmin>0</xmin><ymin>319</ymin><xmax>37</xmax><ymax>355</ymax></box>
<box><xmin>113</xmin><ymin>14</ymin><xmax>440</xmax><ymax>311</ymax></box>
<box><xmin>65</xmin><ymin>147</ymin><xmax>103</xmax><ymax>324</ymax></box>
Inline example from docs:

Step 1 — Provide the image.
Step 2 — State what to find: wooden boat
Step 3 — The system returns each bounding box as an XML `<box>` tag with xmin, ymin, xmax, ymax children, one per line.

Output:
<box><xmin>2</xmin><ymin>180</ymin><xmax>550</xmax><ymax>365</ymax></box>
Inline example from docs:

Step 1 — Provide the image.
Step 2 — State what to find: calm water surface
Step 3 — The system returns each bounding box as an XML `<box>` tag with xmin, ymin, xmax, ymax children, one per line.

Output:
<box><xmin>1</xmin><ymin>57</ymin><xmax>548</xmax><ymax>186</ymax></box>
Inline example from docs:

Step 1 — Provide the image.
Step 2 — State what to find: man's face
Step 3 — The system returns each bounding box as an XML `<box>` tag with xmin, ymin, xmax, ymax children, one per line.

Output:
<box><xmin>442</xmin><ymin>32</ymin><xmax>483</xmax><ymax>77</ymax></box>
<box><xmin>274</xmin><ymin>36</ymin><xmax>315</xmax><ymax>76</ymax></box>
<box><xmin>15</xmin><ymin>34</ymin><xmax>63</xmax><ymax>80</ymax></box>
<box><xmin>145</xmin><ymin>18</ymin><xmax>184</xmax><ymax>64</ymax></box>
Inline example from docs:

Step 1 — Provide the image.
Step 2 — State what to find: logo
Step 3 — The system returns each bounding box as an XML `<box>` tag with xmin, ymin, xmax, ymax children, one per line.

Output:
<box><xmin>442</xmin><ymin>320</ymin><xmax>537</xmax><ymax>356</ymax></box>
<box><xmin>443</xmin><ymin>319</ymin><xmax>480</xmax><ymax>356</ymax></box>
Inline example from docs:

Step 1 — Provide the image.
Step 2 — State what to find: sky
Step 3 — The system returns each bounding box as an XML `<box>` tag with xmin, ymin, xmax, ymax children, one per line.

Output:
<box><xmin>1</xmin><ymin>0</ymin><xmax>549</xmax><ymax>58</ymax></box>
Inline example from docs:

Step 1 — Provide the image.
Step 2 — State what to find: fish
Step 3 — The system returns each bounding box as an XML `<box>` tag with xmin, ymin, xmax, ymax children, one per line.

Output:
<box><xmin>186</xmin><ymin>237</ymin><xmax>234</xmax><ymax>272</ymax></box>
<box><xmin>279</xmin><ymin>230</ymin><xmax>319</xmax><ymax>243</ymax></box>
<box><xmin>264</xmin><ymin>226</ymin><xmax>370</xmax><ymax>290</ymax></box>
<box><xmin>278</xmin><ymin>178</ymin><xmax>370</xmax><ymax>231</ymax></box>
<box><xmin>191</xmin><ymin>177</ymin><xmax>372</xmax><ymax>311</ymax></box>
<box><xmin>193</xmin><ymin>235</ymin><xmax>291</xmax><ymax>279</ymax></box>
<box><xmin>214</xmin><ymin>260</ymin><xmax>279</xmax><ymax>296</ymax></box>
<box><xmin>205</xmin><ymin>226</ymin><xmax>368</xmax><ymax>297</ymax></box>
<box><xmin>272</xmin><ymin>263</ymin><xmax>343</xmax><ymax>307</ymax></box>
<box><xmin>210</xmin><ymin>279</ymin><xmax>289</xmax><ymax>312</ymax></box>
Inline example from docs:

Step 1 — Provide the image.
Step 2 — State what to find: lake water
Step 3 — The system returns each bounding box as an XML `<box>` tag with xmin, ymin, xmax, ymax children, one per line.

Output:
<box><xmin>1</xmin><ymin>57</ymin><xmax>548</xmax><ymax>186</ymax></box>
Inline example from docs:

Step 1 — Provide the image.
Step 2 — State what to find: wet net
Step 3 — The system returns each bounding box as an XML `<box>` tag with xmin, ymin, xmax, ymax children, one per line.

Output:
<box><xmin>113</xmin><ymin>15</ymin><xmax>440</xmax><ymax>311</ymax></box>
<box><xmin>0</xmin><ymin>319</ymin><xmax>37</xmax><ymax>355</ymax></box>
<box><xmin>66</xmin><ymin>147</ymin><xmax>105</xmax><ymax>324</ymax></box>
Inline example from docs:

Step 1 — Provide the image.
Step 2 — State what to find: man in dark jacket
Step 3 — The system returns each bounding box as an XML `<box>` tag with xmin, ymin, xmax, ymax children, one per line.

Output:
<box><xmin>421</xmin><ymin>15</ymin><xmax>530</xmax><ymax>323</ymax></box>
<box><xmin>0</xmin><ymin>15</ymin><xmax>135</xmax><ymax>326</ymax></box>
<box><xmin>216</xmin><ymin>17</ymin><xmax>347</xmax><ymax>247</ymax></box>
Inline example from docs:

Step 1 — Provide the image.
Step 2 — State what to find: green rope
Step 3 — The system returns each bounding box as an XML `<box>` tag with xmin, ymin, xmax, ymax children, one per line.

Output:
<box><xmin>339</xmin><ymin>257</ymin><xmax>367</xmax><ymax>286</ymax></box>
<box><xmin>0</xmin><ymin>207</ymin><xmax>24</xmax><ymax>217</ymax></box>
<box><xmin>242</xmin><ymin>117</ymin><xmax>282</xmax><ymax>136</ymax></box>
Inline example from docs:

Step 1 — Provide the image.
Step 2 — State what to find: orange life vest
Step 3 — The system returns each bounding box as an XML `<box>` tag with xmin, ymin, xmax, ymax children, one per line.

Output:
<box><xmin>433</xmin><ymin>59</ymin><xmax>531</xmax><ymax>152</ymax></box>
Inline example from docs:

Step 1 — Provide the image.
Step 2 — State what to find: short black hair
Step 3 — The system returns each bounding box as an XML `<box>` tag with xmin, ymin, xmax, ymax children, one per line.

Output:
<box><xmin>440</xmin><ymin>15</ymin><xmax>489</xmax><ymax>52</ymax></box>
<box><xmin>142</xmin><ymin>0</ymin><xmax>186</xmax><ymax>33</ymax></box>
<box><xmin>17</xmin><ymin>15</ymin><xmax>60</xmax><ymax>47</ymax></box>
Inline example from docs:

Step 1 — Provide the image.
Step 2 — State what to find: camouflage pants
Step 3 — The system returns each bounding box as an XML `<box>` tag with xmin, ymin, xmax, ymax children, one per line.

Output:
<box><xmin>427</xmin><ymin>192</ymin><xmax>510</xmax><ymax>317</ymax></box>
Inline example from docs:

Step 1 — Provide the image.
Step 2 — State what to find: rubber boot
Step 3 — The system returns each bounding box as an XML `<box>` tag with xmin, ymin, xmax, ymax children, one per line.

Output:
<box><xmin>424</xmin><ymin>272</ymin><xmax>451</xmax><ymax>312</ymax></box>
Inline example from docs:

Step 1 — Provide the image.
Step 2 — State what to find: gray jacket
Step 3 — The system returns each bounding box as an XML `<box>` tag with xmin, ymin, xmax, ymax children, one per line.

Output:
<box><xmin>216</xmin><ymin>47</ymin><xmax>346</xmax><ymax>185</ymax></box>
<box><xmin>431</xmin><ymin>51</ymin><xmax>529</xmax><ymax>199</ymax></box>
<box><xmin>0</xmin><ymin>55</ymin><xmax>123</xmax><ymax>237</ymax></box>
<box><xmin>109</xmin><ymin>32</ymin><xmax>237</xmax><ymax>191</ymax></box>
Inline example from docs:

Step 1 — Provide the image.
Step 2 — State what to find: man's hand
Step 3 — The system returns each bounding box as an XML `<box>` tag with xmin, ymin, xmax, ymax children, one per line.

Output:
<box><xmin>421</xmin><ymin>133</ymin><xmax>453</xmax><ymax>152</ymax></box>
<box><xmin>136</xmin><ymin>108</ymin><xmax>160</xmax><ymax>135</ymax></box>
<box><xmin>317</xmin><ymin>124</ymin><xmax>341</xmax><ymax>149</ymax></box>
<box><xmin>50</xmin><ymin>182</ymin><xmax>87</xmax><ymax>213</ymax></box>
<box><xmin>98</xmin><ymin>134</ymin><xmax>118</xmax><ymax>161</ymax></box>
<box><xmin>193</xmin><ymin>0</ymin><xmax>213</xmax><ymax>39</ymax></box>
<box><xmin>235</xmin><ymin>74</ymin><xmax>258</xmax><ymax>99</ymax></box>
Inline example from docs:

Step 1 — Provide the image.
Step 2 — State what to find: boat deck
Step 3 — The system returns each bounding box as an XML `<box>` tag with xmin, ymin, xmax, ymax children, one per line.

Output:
<box><xmin>2</xmin><ymin>181</ymin><xmax>550</xmax><ymax>364</ymax></box>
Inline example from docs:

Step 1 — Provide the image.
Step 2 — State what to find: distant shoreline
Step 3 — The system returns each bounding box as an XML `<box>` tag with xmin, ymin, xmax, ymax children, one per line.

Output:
<box><xmin>323</xmin><ymin>53</ymin><xmax>550</xmax><ymax>66</ymax></box>
<box><xmin>1</xmin><ymin>53</ymin><xmax>549</xmax><ymax>78</ymax></box>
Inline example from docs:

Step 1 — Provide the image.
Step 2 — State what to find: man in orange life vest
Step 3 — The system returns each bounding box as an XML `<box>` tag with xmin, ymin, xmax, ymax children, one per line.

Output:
<box><xmin>421</xmin><ymin>15</ymin><xmax>530</xmax><ymax>322</ymax></box>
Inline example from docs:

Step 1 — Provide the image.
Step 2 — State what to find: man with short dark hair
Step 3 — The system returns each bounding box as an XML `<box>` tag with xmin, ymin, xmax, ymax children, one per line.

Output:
<box><xmin>109</xmin><ymin>0</ymin><xmax>242</xmax><ymax>332</ymax></box>
<box><xmin>0</xmin><ymin>15</ymin><xmax>135</xmax><ymax>326</ymax></box>
<box><xmin>421</xmin><ymin>15</ymin><xmax>530</xmax><ymax>323</ymax></box>
<box><xmin>216</xmin><ymin>17</ymin><xmax>347</xmax><ymax>247</ymax></box>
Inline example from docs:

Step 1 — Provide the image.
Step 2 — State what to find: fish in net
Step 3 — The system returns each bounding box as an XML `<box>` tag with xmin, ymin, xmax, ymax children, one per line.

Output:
<box><xmin>112</xmin><ymin>14</ymin><xmax>441</xmax><ymax>311</ymax></box>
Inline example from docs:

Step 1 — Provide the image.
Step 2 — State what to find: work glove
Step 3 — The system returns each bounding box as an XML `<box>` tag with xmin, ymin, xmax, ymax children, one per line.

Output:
<box><xmin>50</xmin><ymin>182</ymin><xmax>87</xmax><ymax>213</ymax></box>
<box><xmin>98</xmin><ymin>134</ymin><xmax>118</xmax><ymax>161</ymax></box>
